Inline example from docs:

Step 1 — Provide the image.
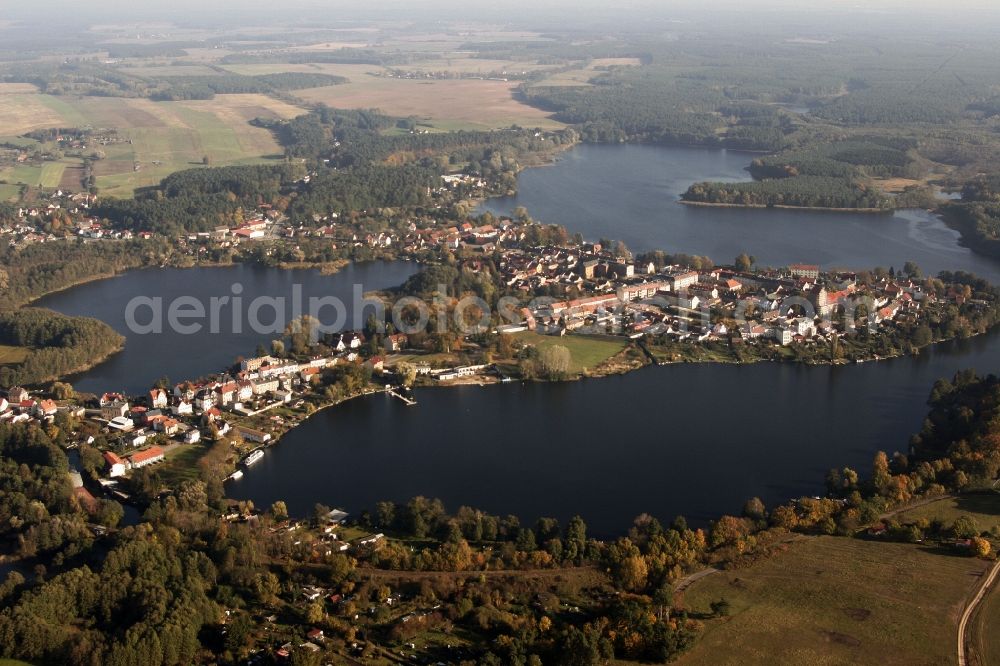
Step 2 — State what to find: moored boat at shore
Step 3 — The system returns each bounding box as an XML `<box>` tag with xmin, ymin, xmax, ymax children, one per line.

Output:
<box><xmin>242</xmin><ymin>450</ymin><xmax>264</xmax><ymax>467</ymax></box>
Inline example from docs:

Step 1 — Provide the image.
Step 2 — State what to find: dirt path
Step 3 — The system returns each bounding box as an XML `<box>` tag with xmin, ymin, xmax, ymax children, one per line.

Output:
<box><xmin>358</xmin><ymin>565</ymin><xmax>601</xmax><ymax>581</ymax></box>
<box><xmin>958</xmin><ymin>558</ymin><xmax>1000</xmax><ymax>666</ymax></box>
<box><xmin>674</xmin><ymin>567</ymin><xmax>719</xmax><ymax>593</ymax></box>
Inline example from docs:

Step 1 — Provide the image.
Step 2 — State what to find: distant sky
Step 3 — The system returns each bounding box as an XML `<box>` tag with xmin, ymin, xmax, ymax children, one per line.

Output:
<box><xmin>12</xmin><ymin>0</ymin><xmax>1000</xmax><ymax>16</ymax></box>
<box><xmin>5</xmin><ymin>0</ymin><xmax>999</xmax><ymax>33</ymax></box>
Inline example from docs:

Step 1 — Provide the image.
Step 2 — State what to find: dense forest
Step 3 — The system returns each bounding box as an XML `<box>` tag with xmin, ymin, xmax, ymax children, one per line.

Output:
<box><xmin>0</xmin><ymin>308</ymin><xmax>124</xmax><ymax>386</ymax></box>
<box><xmin>934</xmin><ymin>175</ymin><xmax>1000</xmax><ymax>257</ymax></box>
<box><xmin>748</xmin><ymin>138</ymin><xmax>919</xmax><ymax>181</ymax></box>
<box><xmin>677</xmin><ymin>137</ymin><xmax>920</xmax><ymax>211</ymax></box>
<box><xmin>942</xmin><ymin>202</ymin><xmax>1000</xmax><ymax>258</ymax></box>
<box><xmin>261</xmin><ymin>105</ymin><xmax>577</xmax><ymax>165</ymax></box>
<box><xmin>810</xmin><ymin>84</ymin><xmax>968</xmax><ymax>125</ymax></box>
<box><xmin>92</xmin><ymin>164</ymin><xmax>301</xmax><ymax>234</ymax></box>
<box><xmin>519</xmin><ymin>67</ymin><xmax>794</xmax><ymax>150</ymax></box>
<box><xmin>0</xmin><ymin>240</ymin><xmax>167</xmax><ymax>309</ymax></box>
<box><xmin>0</xmin><ymin>421</ymin><xmax>212</xmax><ymax>665</ymax></box>
<box><xmin>681</xmin><ymin>176</ymin><xmax>894</xmax><ymax>210</ymax></box>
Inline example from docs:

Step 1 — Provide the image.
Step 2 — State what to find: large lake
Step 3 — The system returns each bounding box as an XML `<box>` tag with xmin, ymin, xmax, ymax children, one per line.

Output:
<box><xmin>230</xmin><ymin>331</ymin><xmax>1000</xmax><ymax>535</ymax></box>
<box><xmin>42</xmin><ymin>144</ymin><xmax>1000</xmax><ymax>535</ymax></box>
<box><xmin>35</xmin><ymin>261</ymin><xmax>419</xmax><ymax>395</ymax></box>
<box><xmin>480</xmin><ymin>144</ymin><xmax>1000</xmax><ymax>283</ymax></box>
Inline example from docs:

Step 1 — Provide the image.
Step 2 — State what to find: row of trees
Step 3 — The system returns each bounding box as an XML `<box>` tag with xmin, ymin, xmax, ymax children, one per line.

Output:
<box><xmin>149</xmin><ymin>72</ymin><xmax>347</xmax><ymax>101</ymax></box>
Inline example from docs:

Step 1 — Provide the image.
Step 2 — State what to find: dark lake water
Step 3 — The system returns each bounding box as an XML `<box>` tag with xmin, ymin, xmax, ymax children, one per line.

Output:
<box><xmin>39</xmin><ymin>144</ymin><xmax>1000</xmax><ymax>536</ymax></box>
<box><xmin>229</xmin><ymin>330</ymin><xmax>1000</xmax><ymax>535</ymax></box>
<box><xmin>479</xmin><ymin>144</ymin><xmax>1000</xmax><ymax>283</ymax></box>
<box><xmin>35</xmin><ymin>261</ymin><xmax>419</xmax><ymax>395</ymax></box>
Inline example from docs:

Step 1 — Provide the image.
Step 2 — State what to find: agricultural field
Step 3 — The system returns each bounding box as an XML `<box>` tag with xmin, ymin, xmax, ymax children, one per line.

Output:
<box><xmin>0</xmin><ymin>160</ymin><xmax>73</xmax><ymax>191</ymax></box>
<box><xmin>390</xmin><ymin>57</ymin><xmax>556</xmax><ymax>75</ymax></box>
<box><xmin>0</xmin><ymin>86</ymin><xmax>69</xmax><ymax>135</ymax></box>
<box><xmin>296</xmin><ymin>76</ymin><xmax>563</xmax><ymax>131</ymax></box>
<box><xmin>0</xmin><ymin>92</ymin><xmax>306</xmax><ymax>197</ymax></box>
<box><xmin>514</xmin><ymin>331</ymin><xmax>627</xmax><ymax>373</ymax></box>
<box><xmin>0</xmin><ymin>183</ymin><xmax>22</xmax><ymax>201</ymax></box>
<box><xmin>677</xmin><ymin>535</ymin><xmax>989</xmax><ymax>666</ymax></box>
<box><xmin>219</xmin><ymin>62</ymin><xmax>386</xmax><ymax>79</ymax></box>
<box><xmin>527</xmin><ymin>56</ymin><xmax>643</xmax><ymax>88</ymax></box>
<box><xmin>285</xmin><ymin>41</ymin><xmax>371</xmax><ymax>51</ymax></box>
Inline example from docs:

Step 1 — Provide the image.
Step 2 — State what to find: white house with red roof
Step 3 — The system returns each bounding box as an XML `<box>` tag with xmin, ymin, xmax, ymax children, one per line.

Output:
<box><xmin>104</xmin><ymin>451</ymin><xmax>127</xmax><ymax>478</ymax></box>
<box><xmin>129</xmin><ymin>446</ymin><xmax>164</xmax><ymax>469</ymax></box>
<box><xmin>149</xmin><ymin>388</ymin><xmax>169</xmax><ymax>409</ymax></box>
<box><xmin>34</xmin><ymin>399</ymin><xmax>58</xmax><ymax>417</ymax></box>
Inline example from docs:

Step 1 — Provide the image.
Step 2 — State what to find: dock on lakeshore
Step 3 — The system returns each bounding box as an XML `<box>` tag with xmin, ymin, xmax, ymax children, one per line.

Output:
<box><xmin>385</xmin><ymin>387</ymin><xmax>417</xmax><ymax>406</ymax></box>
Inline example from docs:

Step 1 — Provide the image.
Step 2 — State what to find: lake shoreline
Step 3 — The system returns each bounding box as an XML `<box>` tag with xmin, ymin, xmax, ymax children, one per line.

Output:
<box><xmin>678</xmin><ymin>199</ymin><xmax>894</xmax><ymax>214</ymax></box>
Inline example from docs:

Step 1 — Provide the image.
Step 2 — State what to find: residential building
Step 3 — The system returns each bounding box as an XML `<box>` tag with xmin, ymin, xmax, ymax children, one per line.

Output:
<box><xmin>790</xmin><ymin>263</ymin><xmax>820</xmax><ymax>280</ymax></box>
<box><xmin>101</xmin><ymin>400</ymin><xmax>129</xmax><ymax>420</ymax></box>
<box><xmin>149</xmin><ymin>388</ymin><xmax>169</xmax><ymax>409</ymax></box>
<box><xmin>104</xmin><ymin>451</ymin><xmax>127</xmax><ymax>478</ymax></box>
<box><xmin>129</xmin><ymin>446</ymin><xmax>165</xmax><ymax>469</ymax></box>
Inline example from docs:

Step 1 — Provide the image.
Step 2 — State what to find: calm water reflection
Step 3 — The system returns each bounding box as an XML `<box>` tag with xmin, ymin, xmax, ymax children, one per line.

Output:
<box><xmin>36</xmin><ymin>261</ymin><xmax>419</xmax><ymax>394</ymax></box>
<box><xmin>480</xmin><ymin>144</ymin><xmax>1000</xmax><ymax>283</ymax></box>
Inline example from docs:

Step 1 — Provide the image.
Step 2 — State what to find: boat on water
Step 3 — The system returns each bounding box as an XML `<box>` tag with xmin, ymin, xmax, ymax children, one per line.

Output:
<box><xmin>227</xmin><ymin>470</ymin><xmax>244</xmax><ymax>481</ymax></box>
<box><xmin>242</xmin><ymin>450</ymin><xmax>264</xmax><ymax>467</ymax></box>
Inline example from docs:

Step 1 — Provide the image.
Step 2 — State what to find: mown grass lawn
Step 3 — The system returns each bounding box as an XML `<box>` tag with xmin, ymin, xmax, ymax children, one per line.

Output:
<box><xmin>514</xmin><ymin>331</ymin><xmax>626</xmax><ymax>373</ymax></box>
<box><xmin>157</xmin><ymin>443</ymin><xmax>210</xmax><ymax>487</ymax></box>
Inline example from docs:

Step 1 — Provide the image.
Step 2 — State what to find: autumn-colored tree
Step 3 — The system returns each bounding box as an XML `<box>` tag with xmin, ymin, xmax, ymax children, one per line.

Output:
<box><xmin>270</xmin><ymin>501</ymin><xmax>288</xmax><ymax>522</ymax></box>
<box><xmin>770</xmin><ymin>505</ymin><xmax>799</xmax><ymax>530</ymax></box>
<box><xmin>710</xmin><ymin>515</ymin><xmax>753</xmax><ymax>548</ymax></box>
<box><xmin>971</xmin><ymin>536</ymin><xmax>992</xmax><ymax>559</ymax></box>
<box><xmin>872</xmin><ymin>451</ymin><xmax>892</xmax><ymax>497</ymax></box>
<box><xmin>618</xmin><ymin>555</ymin><xmax>649</xmax><ymax>592</ymax></box>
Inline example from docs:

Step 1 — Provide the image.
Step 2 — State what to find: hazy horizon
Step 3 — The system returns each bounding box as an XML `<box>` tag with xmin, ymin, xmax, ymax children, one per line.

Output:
<box><xmin>7</xmin><ymin>0</ymin><xmax>1000</xmax><ymax>29</ymax></box>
